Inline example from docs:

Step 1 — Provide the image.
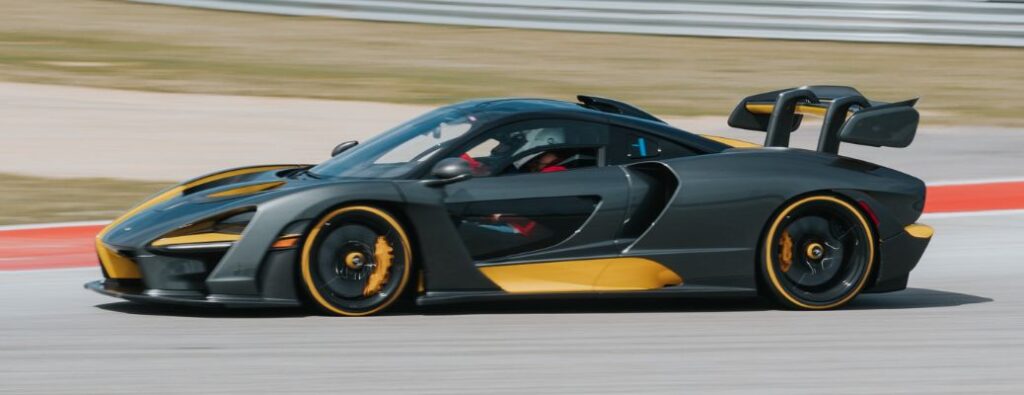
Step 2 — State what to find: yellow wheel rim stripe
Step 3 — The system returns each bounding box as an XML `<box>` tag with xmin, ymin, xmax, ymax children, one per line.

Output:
<box><xmin>764</xmin><ymin>196</ymin><xmax>875</xmax><ymax>310</ymax></box>
<box><xmin>300</xmin><ymin>206</ymin><xmax>411</xmax><ymax>317</ymax></box>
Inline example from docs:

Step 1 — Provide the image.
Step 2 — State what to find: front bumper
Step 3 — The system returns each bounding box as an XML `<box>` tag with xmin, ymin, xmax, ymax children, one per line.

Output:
<box><xmin>85</xmin><ymin>279</ymin><xmax>301</xmax><ymax>308</ymax></box>
<box><xmin>93</xmin><ymin>229</ymin><xmax>306</xmax><ymax>308</ymax></box>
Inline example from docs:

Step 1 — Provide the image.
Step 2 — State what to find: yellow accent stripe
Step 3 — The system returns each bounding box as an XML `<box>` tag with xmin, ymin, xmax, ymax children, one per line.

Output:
<box><xmin>98</xmin><ymin>245</ymin><xmax>139</xmax><ymax>278</ymax></box>
<box><xmin>479</xmin><ymin>257</ymin><xmax>683</xmax><ymax>294</ymax></box>
<box><xmin>95</xmin><ymin>186</ymin><xmax>181</xmax><ymax>278</ymax></box>
<box><xmin>764</xmin><ymin>196</ymin><xmax>875</xmax><ymax>310</ymax></box>
<box><xmin>207</xmin><ymin>181</ymin><xmax>286</xmax><ymax>198</ymax></box>
<box><xmin>300</xmin><ymin>206</ymin><xmax>412</xmax><ymax>317</ymax></box>
<box><xmin>746</xmin><ymin>103</ymin><xmax>831</xmax><ymax>117</ymax></box>
<box><xmin>95</xmin><ymin>165</ymin><xmax>301</xmax><ymax>279</ymax></box>
<box><xmin>905</xmin><ymin>223</ymin><xmax>934</xmax><ymax>239</ymax></box>
<box><xmin>701</xmin><ymin>134</ymin><xmax>761</xmax><ymax>148</ymax></box>
<box><xmin>150</xmin><ymin>232</ymin><xmax>242</xmax><ymax>247</ymax></box>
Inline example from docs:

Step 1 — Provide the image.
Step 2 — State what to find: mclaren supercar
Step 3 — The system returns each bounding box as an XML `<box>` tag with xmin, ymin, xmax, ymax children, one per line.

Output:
<box><xmin>87</xmin><ymin>86</ymin><xmax>933</xmax><ymax>316</ymax></box>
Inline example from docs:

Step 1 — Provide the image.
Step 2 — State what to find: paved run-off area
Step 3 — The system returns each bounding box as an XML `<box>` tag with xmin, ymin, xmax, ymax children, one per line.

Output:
<box><xmin>2</xmin><ymin>81</ymin><xmax>1022</xmax><ymax>183</ymax></box>
<box><xmin>1</xmin><ymin>211</ymin><xmax>1022</xmax><ymax>394</ymax></box>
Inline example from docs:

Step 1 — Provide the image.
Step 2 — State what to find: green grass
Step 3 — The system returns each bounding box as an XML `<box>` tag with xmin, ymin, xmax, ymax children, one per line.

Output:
<box><xmin>0</xmin><ymin>173</ymin><xmax>170</xmax><ymax>225</ymax></box>
<box><xmin>0</xmin><ymin>0</ymin><xmax>1022</xmax><ymax>125</ymax></box>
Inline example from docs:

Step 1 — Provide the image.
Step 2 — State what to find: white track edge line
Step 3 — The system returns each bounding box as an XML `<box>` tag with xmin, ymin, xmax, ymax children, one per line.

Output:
<box><xmin>0</xmin><ymin>267</ymin><xmax>97</xmax><ymax>274</ymax></box>
<box><xmin>927</xmin><ymin>177</ymin><xmax>1024</xmax><ymax>186</ymax></box>
<box><xmin>920</xmin><ymin>209</ymin><xmax>1024</xmax><ymax>219</ymax></box>
<box><xmin>0</xmin><ymin>221</ymin><xmax>110</xmax><ymax>232</ymax></box>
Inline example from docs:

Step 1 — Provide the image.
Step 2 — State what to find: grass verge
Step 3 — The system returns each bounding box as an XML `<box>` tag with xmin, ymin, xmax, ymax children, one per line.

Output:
<box><xmin>0</xmin><ymin>173</ymin><xmax>170</xmax><ymax>225</ymax></box>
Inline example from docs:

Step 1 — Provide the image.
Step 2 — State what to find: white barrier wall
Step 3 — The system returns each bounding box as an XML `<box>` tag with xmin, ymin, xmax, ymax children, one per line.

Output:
<box><xmin>134</xmin><ymin>0</ymin><xmax>1024</xmax><ymax>46</ymax></box>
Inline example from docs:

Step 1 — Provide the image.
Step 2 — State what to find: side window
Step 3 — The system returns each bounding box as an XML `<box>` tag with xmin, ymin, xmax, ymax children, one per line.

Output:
<box><xmin>453</xmin><ymin>119</ymin><xmax>609</xmax><ymax>177</ymax></box>
<box><xmin>607</xmin><ymin>127</ymin><xmax>696</xmax><ymax>165</ymax></box>
<box><xmin>627</xmin><ymin>134</ymin><xmax>661</xmax><ymax>159</ymax></box>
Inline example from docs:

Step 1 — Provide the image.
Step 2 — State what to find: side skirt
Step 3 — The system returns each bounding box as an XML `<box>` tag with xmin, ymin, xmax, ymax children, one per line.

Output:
<box><xmin>416</xmin><ymin>285</ymin><xmax>757</xmax><ymax>306</ymax></box>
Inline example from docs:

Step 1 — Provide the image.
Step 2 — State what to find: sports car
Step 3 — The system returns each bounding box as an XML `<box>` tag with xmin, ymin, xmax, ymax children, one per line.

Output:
<box><xmin>86</xmin><ymin>85</ymin><xmax>933</xmax><ymax>316</ymax></box>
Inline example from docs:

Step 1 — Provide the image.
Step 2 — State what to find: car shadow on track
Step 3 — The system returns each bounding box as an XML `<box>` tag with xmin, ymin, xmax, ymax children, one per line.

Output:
<box><xmin>95</xmin><ymin>302</ymin><xmax>314</xmax><ymax>318</ymax></box>
<box><xmin>93</xmin><ymin>287</ymin><xmax>991</xmax><ymax>318</ymax></box>
<box><xmin>417</xmin><ymin>288</ymin><xmax>991</xmax><ymax>316</ymax></box>
<box><xmin>846</xmin><ymin>287</ymin><xmax>993</xmax><ymax>310</ymax></box>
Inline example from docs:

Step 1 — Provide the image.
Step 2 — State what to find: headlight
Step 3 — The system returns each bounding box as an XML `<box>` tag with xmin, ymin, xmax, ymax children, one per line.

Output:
<box><xmin>150</xmin><ymin>210</ymin><xmax>254</xmax><ymax>252</ymax></box>
<box><xmin>149</xmin><ymin>210</ymin><xmax>303</xmax><ymax>252</ymax></box>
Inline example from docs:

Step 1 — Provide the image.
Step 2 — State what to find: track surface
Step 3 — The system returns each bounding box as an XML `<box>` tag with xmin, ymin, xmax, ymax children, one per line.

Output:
<box><xmin>1</xmin><ymin>212</ymin><xmax>1022</xmax><ymax>394</ymax></box>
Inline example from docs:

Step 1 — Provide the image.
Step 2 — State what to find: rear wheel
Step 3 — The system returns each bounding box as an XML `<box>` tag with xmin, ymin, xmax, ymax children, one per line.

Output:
<box><xmin>761</xmin><ymin>195</ymin><xmax>875</xmax><ymax>310</ymax></box>
<box><xmin>300</xmin><ymin>206</ymin><xmax>412</xmax><ymax>316</ymax></box>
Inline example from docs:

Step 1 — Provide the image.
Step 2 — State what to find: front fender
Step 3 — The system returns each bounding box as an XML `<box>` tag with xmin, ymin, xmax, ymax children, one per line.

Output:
<box><xmin>205</xmin><ymin>181</ymin><xmax>408</xmax><ymax>296</ymax></box>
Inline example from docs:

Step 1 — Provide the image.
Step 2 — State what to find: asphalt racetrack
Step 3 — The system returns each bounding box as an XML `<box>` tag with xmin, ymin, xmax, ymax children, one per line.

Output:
<box><xmin>1</xmin><ymin>82</ymin><xmax>1022</xmax><ymax>393</ymax></box>
<box><xmin>2</xmin><ymin>211</ymin><xmax>1022</xmax><ymax>394</ymax></box>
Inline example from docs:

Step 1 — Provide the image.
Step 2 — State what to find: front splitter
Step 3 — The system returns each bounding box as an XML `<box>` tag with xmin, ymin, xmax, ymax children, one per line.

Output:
<box><xmin>84</xmin><ymin>280</ymin><xmax>301</xmax><ymax>308</ymax></box>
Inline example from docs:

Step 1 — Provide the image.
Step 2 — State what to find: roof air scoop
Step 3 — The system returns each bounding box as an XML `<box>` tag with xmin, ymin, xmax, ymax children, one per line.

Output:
<box><xmin>577</xmin><ymin>95</ymin><xmax>667</xmax><ymax>124</ymax></box>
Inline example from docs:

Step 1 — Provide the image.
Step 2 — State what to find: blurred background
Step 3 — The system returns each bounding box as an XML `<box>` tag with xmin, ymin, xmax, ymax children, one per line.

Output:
<box><xmin>2</xmin><ymin>2</ymin><xmax>1023</xmax><ymax>394</ymax></box>
<box><xmin>1</xmin><ymin>0</ymin><xmax>1021</xmax><ymax>225</ymax></box>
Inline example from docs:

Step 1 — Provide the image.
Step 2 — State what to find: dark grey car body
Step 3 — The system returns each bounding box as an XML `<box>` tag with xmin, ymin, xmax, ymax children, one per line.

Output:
<box><xmin>87</xmin><ymin>95</ymin><xmax>930</xmax><ymax>308</ymax></box>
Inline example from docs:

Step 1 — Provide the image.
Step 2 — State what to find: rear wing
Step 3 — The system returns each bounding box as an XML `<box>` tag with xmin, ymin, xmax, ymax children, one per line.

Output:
<box><xmin>727</xmin><ymin>86</ymin><xmax>919</xmax><ymax>154</ymax></box>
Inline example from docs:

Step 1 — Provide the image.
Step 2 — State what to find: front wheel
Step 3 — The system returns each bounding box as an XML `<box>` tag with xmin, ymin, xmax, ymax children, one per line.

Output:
<box><xmin>761</xmin><ymin>195</ymin><xmax>875</xmax><ymax>310</ymax></box>
<box><xmin>300</xmin><ymin>205</ymin><xmax>412</xmax><ymax>316</ymax></box>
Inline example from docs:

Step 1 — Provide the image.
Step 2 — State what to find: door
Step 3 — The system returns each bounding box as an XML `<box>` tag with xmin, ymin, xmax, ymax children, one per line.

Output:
<box><xmin>439</xmin><ymin>118</ymin><xmax>631</xmax><ymax>263</ymax></box>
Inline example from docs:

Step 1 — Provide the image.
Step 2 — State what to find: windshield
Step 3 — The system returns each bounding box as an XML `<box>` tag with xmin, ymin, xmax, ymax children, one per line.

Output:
<box><xmin>309</xmin><ymin>106</ymin><xmax>475</xmax><ymax>179</ymax></box>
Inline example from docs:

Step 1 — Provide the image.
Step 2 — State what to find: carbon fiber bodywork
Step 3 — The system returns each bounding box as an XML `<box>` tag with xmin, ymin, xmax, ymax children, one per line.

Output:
<box><xmin>86</xmin><ymin>98</ymin><xmax>931</xmax><ymax>309</ymax></box>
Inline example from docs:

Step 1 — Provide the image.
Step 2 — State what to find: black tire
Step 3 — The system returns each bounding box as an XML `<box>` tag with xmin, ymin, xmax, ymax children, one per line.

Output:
<box><xmin>300</xmin><ymin>205</ymin><xmax>412</xmax><ymax>316</ymax></box>
<box><xmin>761</xmin><ymin>195</ymin><xmax>875</xmax><ymax>310</ymax></box>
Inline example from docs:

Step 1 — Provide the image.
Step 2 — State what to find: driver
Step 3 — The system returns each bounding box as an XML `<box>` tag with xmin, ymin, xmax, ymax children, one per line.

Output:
<box><xmin>522</xmin><ymin>151</ymin><xmax>568</xmax><ymax>173</ymax></box>
<box><xmin>515</xmin><ymin>128</ymin><xmax>570</xmax><ymax>173</ymax></box>
<box><xmin>458</xmin><ymin>127</ymin><xmax>572</xmax><ymax>175</ymax></box>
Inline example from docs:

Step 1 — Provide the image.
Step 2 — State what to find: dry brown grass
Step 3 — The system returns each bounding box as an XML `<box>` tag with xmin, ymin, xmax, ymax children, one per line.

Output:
<box><xmin>0</xmin><ymin>173</ymin><xmax>170</xmax><ymax>225</ymax></box>
<box><xmin>0</xmin><ymin>0</ymin><xmax>1022</xmax><ymax>125</ymax></box>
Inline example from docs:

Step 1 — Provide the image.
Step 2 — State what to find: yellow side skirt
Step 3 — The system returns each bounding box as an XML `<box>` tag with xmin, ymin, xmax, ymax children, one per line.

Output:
<box><xmin>479</xmin><ymin>257</ymin><xmax>683</xmax><ymax>294</ymax></box>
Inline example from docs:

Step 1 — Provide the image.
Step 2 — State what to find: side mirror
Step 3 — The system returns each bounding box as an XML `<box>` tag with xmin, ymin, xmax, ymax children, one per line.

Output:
<box><xmin>331</xmin><ymin>141</ymin><xmax>358</xmax><ymax>157</ymax></box>
<box><xmin>423</xmin><ymin>157</ymin><xmax>472</xmax><ymax>187</ymax></box>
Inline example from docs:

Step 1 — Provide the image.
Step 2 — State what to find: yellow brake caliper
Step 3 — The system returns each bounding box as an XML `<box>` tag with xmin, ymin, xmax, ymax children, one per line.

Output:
<box><xmin>363</xmin><ymin>236</ymin><xmax>394</xmax><ymax>296</ymax></box>
<box><xmin>779</xmin><ymin>231</ymin><xmax>794</xmax><ymax>273</ymax></box>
